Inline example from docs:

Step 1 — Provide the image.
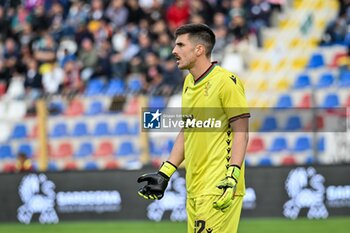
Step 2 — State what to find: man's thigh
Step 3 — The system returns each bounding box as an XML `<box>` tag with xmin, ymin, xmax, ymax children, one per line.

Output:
<box><xmin>187</xmin><ymin>195</ymin><xmax>243</xmax><ymax>233</ymax></box>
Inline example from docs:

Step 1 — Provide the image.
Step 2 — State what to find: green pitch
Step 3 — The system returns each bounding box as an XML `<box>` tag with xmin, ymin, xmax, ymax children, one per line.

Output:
<box><xmin>1</xmin><ymin>217</ymin><xmax>349</xmax><ymax>233</ymax></box>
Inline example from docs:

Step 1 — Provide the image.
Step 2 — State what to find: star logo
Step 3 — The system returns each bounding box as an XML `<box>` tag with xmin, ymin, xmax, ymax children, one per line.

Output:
<box><xmin>143</xmin><ymin>109</ymin><xmax>162</xmax><ymax>129</ymax></box>
<box><xmin>150</xmin><ymin>109</ymin><xmax>162</xmax><ymax>122</ymax></box>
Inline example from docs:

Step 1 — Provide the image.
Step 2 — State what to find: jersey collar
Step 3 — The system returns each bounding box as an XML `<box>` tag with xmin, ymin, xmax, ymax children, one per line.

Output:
<box><xmin>194</xmin><ymin>61</ymin><xmax>218</xmax><ymax>85</ymax></box>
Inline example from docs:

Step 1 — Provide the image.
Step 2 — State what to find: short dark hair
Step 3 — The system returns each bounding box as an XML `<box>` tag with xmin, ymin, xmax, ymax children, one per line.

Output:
<box><xmin>174</xmin><ymin>24</ymin><xmax>216</xmax><ymax>57</ymax></box>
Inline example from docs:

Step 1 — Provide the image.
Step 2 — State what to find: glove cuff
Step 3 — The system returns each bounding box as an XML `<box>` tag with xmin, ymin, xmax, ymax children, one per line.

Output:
<box><xmin>159</xmin><ymin>161</ymin><xmax>177</xmax><ymax>178</ymax></box>
<box><xmin>226</xmin><ymin>165</ymin><xmax>240</xmax><ymax>182</ymax></box>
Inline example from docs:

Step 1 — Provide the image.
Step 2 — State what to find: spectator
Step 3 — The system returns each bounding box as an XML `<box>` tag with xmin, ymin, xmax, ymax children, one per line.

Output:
<box><xmin>105</xmin><ymin>0</ymin><xmax>129</xmax><ymax>29</ymax></box>
<box><xmin>126</xmin><ymin>0</ymin><xmax>147</xmax><ymax>25</ymax></box>
<box><xmin>78</xmin><ymin>37</ymin><xmax>99</xmax><ymax>80</ymax></box>
<box><xmin>166</xmin><ymin>0</ymin><xmax>190</xmax><ymax>32</ymax></box>
<box><xmin>24</xmin><ymin>59</ymin><xmax>43</xmax><ymax>100</ymax></box>
<box><xmin>16</xmin><ymin>152</ymin><xmax>33</xmax><ymax>172</ymax></box>
<box><xmin>33</xmin><ymin>33</ymin><xmax>57</xmax><ymax>64</ymax></box>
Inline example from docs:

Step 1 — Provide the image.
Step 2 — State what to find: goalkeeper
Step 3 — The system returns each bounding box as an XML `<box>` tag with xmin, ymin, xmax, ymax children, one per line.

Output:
<box><xmin>138</xmin><ymin>24</ymin><xmax>250</xmax><ymax>233</ymax></box>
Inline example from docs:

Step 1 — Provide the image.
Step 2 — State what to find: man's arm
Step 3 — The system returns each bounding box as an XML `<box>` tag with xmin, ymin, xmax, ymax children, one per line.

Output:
<box><xmin>167</xmin><ymin>129</ymin><xmax>185</xmax><ymax>167</ymax></box>
<box><xmin>229</xmin><ymin>117</ymin><xmax>249</xmax><ymax>166</ymax></box>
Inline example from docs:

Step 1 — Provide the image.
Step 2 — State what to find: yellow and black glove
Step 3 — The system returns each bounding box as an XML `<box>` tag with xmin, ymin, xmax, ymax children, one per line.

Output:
<box><xmin>137</xmin><ymin>161</ymin><xmax>177</xmax><ymax>200</ymax></box>
<box><xmin>213</xmin><ymin>165</ymin><xmax>241</xmax><ymax>211</ymax></box>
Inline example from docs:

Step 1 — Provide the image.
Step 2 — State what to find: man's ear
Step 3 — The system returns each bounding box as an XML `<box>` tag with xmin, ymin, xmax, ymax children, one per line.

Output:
<box><xmin>195</xmin><ymin>45</ymin><xmax>205</xmax><ymax>56</ymax></box>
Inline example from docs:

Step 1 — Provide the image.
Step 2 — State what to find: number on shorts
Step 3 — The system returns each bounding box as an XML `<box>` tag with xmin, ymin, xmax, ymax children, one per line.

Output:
<box><xmin>194</xmin><ymin>220</ymin><xmax>206</xmax><ymax>233</ymax></box>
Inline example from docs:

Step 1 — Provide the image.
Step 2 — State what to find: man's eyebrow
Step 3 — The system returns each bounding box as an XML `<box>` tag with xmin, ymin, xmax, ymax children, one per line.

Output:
<box><xmin>175</xmin><ymin>42</ymin><xmax>184</xmax><ymax>46</ymax></box>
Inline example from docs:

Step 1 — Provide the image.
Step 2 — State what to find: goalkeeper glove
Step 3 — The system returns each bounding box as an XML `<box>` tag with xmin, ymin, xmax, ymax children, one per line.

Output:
<box><xmin>137</xmin><ymin>161</ymin><xmax>177</xmax><ymax>200</ymax></box>
<box><xmin>213</xmin><ymin>165</ymin><xmax>241</xmax><ymax>211</ymax></box>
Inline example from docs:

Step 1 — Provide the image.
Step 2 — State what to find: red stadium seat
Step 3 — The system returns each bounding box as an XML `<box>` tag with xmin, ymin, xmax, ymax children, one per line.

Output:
<box><xmin>104</xmin><ymin>160</ymin><xmax>120</xmax><ymax>170</ymax></box>
<box><xmin>94</xmin><ymin>140</ymin><xmax>114</xmax><ymax>157</ymax></box>
<box><xmin>3</xmin><ymin>163</ymin><xmax>16</xmax><ymax>173</ymax></box>
<box><xmin>64</xmin><ymin>99</ymin><xmax>84</xmax><ymax>116</ymax></box>
<box><xmin>281</xmin><ymin>156</ymin><xmax>296</xmax><ymax>166</ymax></box>
<box><xmin>0</xmin><ymin>82</ymin><xmax>6</xmax><ymax>96</ymax></box>
<box><xmin>64</xmin><ymin>161</ymin><xmax>78</xmax><ymax>170</ymax></box>
<box><xmin>247</xmin><ymin>137</ymin><xmax>265</xmax><ymax>153</ymax></box>
<box><xmin>53</xmin><ymin>142</ymin><xmax>74</xmax><ymax>158</ymax></box>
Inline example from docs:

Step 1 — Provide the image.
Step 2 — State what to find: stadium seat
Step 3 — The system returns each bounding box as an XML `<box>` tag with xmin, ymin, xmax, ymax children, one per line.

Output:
<box><xmin>0</xmin><ymin>145</ymin><xmax>14</xmax><ymax>159</ymax></box>
<box><xmin>72</xmin><ymin>122</ymin><xmax>89</xmax><ymax>137</ymax></box>
<box><xmin>318</xmin><ymin>137</ymin><xmax>325</xmax><ymax>152</ymax></box>
<box><xmin>85</xmin><ymin>79</ymin><xmax>105</xmax><ymax>96</ymax></box>
<box><xmin>64</xmin><ymin>161</ymin><xmax>78</xmax><ymax>170</ymax></box>
<box><xmin>113</xmin><ymin>121</ymin><xmax>130</xmax><ymax>135</ymax></box>
<box><xmin>338</xmin><ymin>71</ymin><xmax>350</xmax><ymax>88</ymax></box>
<box><xmin>92</xmin><ymin>122</ymin><xmax>110</xmax><ymax>136</ymax></box>
<box><xmin>260</xmin><ymin>116</ymin><xmax>278</xmax><ymax>132</ymax></box>
<box><xmin>345</xmin><ymin>94</ymin><xmax>350</xmax><ymax>107</ymax></box>
<box><xmin>281</xmin><ymin>156</ymin><xmax>296</xmax><ymax>166</ymax></box>
<box><xmin>148</xmin><ymin>96</ymin><xmax>166</xmax><ymax>110</ymax></box>
<box><xmin>104</xmin><ymin>160</ymin><xmax>120</xmax><ymax>170</ymax></box>
<box><xmin>84</xmin><ymin>161</ymin><xmax>99</xmax><ymax>170</ymax></box>
<box><xmin>47</xmin><ymin>161</ymin><xmax>59</xmax><ymax>171</ymax></box>
<box><xmin>275</xmin><ymin>94</ymin><xmax>293</xmax><ymax>108</ymax></box>
<box><xmin>54</xmin><ymin>142</ymin><xmax>73</xmax><ymax>158</ymax></box>
<box><xmin>50</xmin><ymin>122</ymin><xmax>69</xmax><ymax>138</ymax></box>
<box><xmin>49</xmin><ymin>100</ymin><xmax>65</xmax><ymax>115</ymax></box>
<box><xmin>85</xmin><ymin>100</ymin><xmax>104</xmax><ymax>116</ymax></box>
<box><xmin>75</xmin><ymin>142</ymin><xmax>94</xmax><ymax>158</ymax></box>
<box><xmin>316</xmin><ymin>72</ymin><xmax>334</xmax><ymax>88</ymax></box>
<box><xmin>128</xmin><ymin>77</ymin><xmax>143</xmax><ymax>93</ymax></box>
<box><xmin>321</xmin><ymin>93</ymin><xmax>340</xmax><ymax>108</ymax></box>
<box><xmin>104</xmin><ymin>79</ymin><xmax>124</xmax><ymax>96</ymax></box>
<box><xmin>298</xmin><ymin>93</ymin><xmax>312</xmax><ymax>108</ymax></box>
<box><xmin>292</xmin><ymin>136</ymin><xmax>311</xmax><ymax>152</ymax></box>
<box><xmin>165</xmin><ymin>139</ymin><xmax>174</xmax><ymax>154</ymax></box>
<box><xmin>305</xmin><ymin>155</ymin><xmax>315</xmax><ymax>165</ymax></box>
<box><xmin>116</xmin><ymin>141</ymin><xmax>136</xmax><ymax>157</ymax></box>
<box><xmin>284</xmin><ymin>115</ymin><xmax>302</xmax><ymax>131</ymax></box>
<box><xmin>64</xmin><ymin>99</ymin><xmax>84</xmax><ymax>116</ymax></box>
<box><xmin>10</xmin><ymin>124</ymin><xmax>27</xmax><ymax>139</ymax></box>
<box><xmin>94</xmin><ymin>140</ymin><xmax>114</xmax><ymax>157</ymax></box>
<box><xmin>307</xmin><ymin>52</ymin><xmax>325</xmax><ymax>68</ymax></box>
<box><xmin>268</xmin><ymin>136</ymin><xmax>288</xmax><ymax>152</ymax></box>
<box><xmin>247</xmin><ymin>137</ymin><xmax>265</xmax><ymax>153</ymax></box>
<box><xmin>293</xmin><ymin>74</ymin><xmax>311</xmax><ymax>89</ymax></box>
<box><xmin>258</xmin><ymin>157</ymin><xmax>273</xmax><ymax>166</ymax></box>
<box><xmin>149</xmin><ymin>140</ymin><xmax>162</xmax><ymax>157</ymax></box>
<box><xmin>18</xmin><ymin>143</ymin><xmax>33</xmax><ymax>157</ymax></box>
<box><xmin>3</xmin><ymin>163</ymin><xmax>16</xmax><ymax>173</ymax></box>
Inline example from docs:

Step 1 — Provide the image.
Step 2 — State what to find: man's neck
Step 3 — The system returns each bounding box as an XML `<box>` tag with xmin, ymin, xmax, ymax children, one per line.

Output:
<box><xmin>190</xmin><ymin>59</ymin><xmax>213</xmax><ymax>80</ymax></box>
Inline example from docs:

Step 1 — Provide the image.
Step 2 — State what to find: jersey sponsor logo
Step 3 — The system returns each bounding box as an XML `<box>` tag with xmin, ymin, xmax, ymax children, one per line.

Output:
<box><xmin>204</xmin><ymin>82</ymin><xmax>211</xmax><ymax>96</ymax></box>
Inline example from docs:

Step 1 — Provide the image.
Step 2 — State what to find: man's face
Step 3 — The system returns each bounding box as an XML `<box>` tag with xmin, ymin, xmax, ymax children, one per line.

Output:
<box><xmin>172</xmin><ymin>34</ymin><xmax>197</xmax><ymax>70</ymax></box>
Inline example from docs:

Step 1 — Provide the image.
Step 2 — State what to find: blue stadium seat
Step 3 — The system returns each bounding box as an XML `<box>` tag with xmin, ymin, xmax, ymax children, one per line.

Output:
<box><xmin>258</xmin><ymin>157</ymin><xmax>273</xmax><ymax>166</ymax></box>
<box><xmin>93</xmin><ymin>122</ymin><xmax>110</xmax><ymax>136</ymax></box>
<box><xmin>84</xmin><ymin>161</ymin><xmax>99</xmax><ymax>170</ymax></box>
<box><xmin>317</xmin><ymin>72</ymin><xmax>334</xmax><ymax>88</ymax></box>
<box><xmin>0</xmin><ymin>145</ymin><xmax>14</xmax><ymax>159</ymax></box>
<box><xmin>128</xmin><ymin>78</ymin><xmax>143</xmax><ymax>93</ymax></box>
<box><xmin>113</xmin><ymin>121</ymin><xmax>130</xmax><ymax>135</ymax></box>
<box><xmin>50</xmin><ymin>122</ymin><xmax>69</xmax><ymax>138</ymax></box>
<box><xmin>338</xmin><ymin>71</ymin><xmax>350</xmax><ymax>88</ymax></box>
<box><xmin>293</xmin><ymin>136</ymin><xmax>311</xmax><ymax>152</ymax></box>
<box><xmin>307</xmin><ymin>52</ymin><xmax>325</xmax><ymax>68</ymax></box>
<box><xmin>116</xmin><ymin>141</ymin><xmax>136</xmax><ymax>157</ymax></box>
<box><xmin>284</xmin><ymin>115</ymin><xmax>302</xmax><ymax>131</ymax></box>
<box><xmin>85</xmin><ymin>100</ymin><xmax>104</xmax><ymax>116</ymax></box>
<box><xmin>47</xmin><ymin>161</ymin><xmax>59</xmax><ymax>171</ymax></box>
<box><xmin>260</xmin><ymin>116</ymin><xmax>278</xmax><ymax>132</ymax></box>
<box><xmin>10</xmin><ymin>124</ymin><xmax>27</xmax><ymax>139</ymax></box>
<box><xmin>72</xmin><ymin>122</ymin><xmax>89</xmax><ymax>137</ymax></box>
<box><xmin>104</xmin><ymin>79</ymin><xmax>124</xmax><ymax>96</ymax></box>
<box><xmin>293</xmin><ymin>74</ymin><xmax>311</xmax><ymax>89</ymax></box>
<box><xmin>275</xmin><ymin>94</ymin><xmax>293</xmax><ymax>108</ymax></box>
<box><xmin>85</xmin><ymin>79</ymin><xmax>105</xmax><ymax>96</ymax></box>
<box><xmin>321</xmin><ymin>93</ymin><xmax>340</xmax><ymax>108</ymax></box>
<box><xmin>165</xmin><ymin>139</ymin><xmax>174</xmax><ymax>154</ymax></box>
<box><xmin>268</xmin><ymin>136</ymin><xmax>288</xmax><ymax>152</ymax></box>
<box><xmin>148</xmin><ymin>96</ymin><xmax>166</xmax><ymax>110</ymax></box>
<box><xmin>18</xmin><ymin>143</ymin><xmax>33</xmax><ymax>157</ymax></box>
<box><xmin>49</xmin><ymin>101</ymin><xmax>65</xmax><ymax>115</ymax></box>
<box><xmin>75</xmin><ymin>142</ymin><xmax>94</xmax><ymax>158</ymax></box>
<box><xmin>318</xmin><ymin>137</ymin><xmax>325</xmax><ymax>152</ymax></box>
<box><xmin>149</xmin><ymin>141</ymin><xmax>162</xmax><ymax>157</ymax></box>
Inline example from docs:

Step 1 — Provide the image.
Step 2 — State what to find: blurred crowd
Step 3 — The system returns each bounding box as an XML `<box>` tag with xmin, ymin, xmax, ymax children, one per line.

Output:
<box><xmin>0</xmin><ymin>0</ymin><xmax>283</xmax><ymax>102</ymax></box>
